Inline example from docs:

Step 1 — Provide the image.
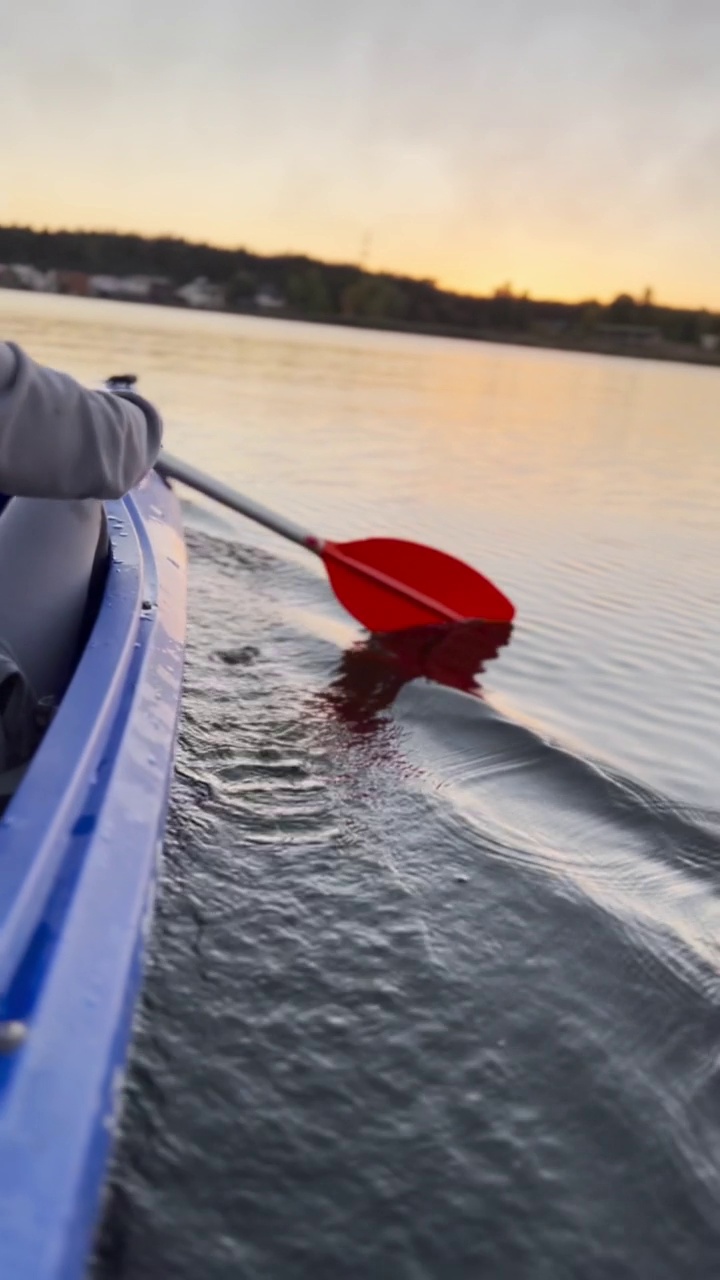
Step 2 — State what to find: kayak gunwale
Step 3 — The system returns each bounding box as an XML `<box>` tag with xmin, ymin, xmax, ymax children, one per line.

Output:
<box><xmin>0</xmin><ymin>470</ymin><xmax>186</xmax><ymax>1280</ymax></box>
<box><xmin>0</xmin><ymin>505</ymin><xmax>142</xmax><ymax>1000</ymax></box>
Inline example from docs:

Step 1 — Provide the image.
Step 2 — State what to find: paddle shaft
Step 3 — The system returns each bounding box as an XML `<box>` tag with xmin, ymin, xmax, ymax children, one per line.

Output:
<box><xmin>154</xmin><ymin>453</ymin><xmax>481</xmax><ymax>627</ymax></box>
<box><xmin>156</xmin><ymin>450</ymin><xmax>324</xmax><ymax>553</ymax></box>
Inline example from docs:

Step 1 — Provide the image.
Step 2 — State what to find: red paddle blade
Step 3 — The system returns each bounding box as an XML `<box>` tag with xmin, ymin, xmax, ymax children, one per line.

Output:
<box><xmin>321</xmin><ymin>537</ymin><xmax>515</xmax><ymax>633</ymax></box>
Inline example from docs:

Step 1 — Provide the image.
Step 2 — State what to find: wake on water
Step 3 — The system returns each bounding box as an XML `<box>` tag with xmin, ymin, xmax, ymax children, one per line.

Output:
<box><xmin>95</xmin><ymin>516</ymin><xmax>720</xmax><ymax>1279</ymax></box>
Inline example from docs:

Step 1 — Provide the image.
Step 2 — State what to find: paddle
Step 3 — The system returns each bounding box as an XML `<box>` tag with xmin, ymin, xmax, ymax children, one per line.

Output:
<box><xmin>155</xmin><ymin>450</ymin><xmax>515</xmax><ymax>632</ymax></box>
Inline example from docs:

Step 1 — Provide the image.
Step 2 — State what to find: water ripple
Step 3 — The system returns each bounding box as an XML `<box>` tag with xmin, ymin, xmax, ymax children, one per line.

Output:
<box><xmin>95</xmin><ymin>519</ymin><xmax>720</xmax><ymax>1280</ymax></box>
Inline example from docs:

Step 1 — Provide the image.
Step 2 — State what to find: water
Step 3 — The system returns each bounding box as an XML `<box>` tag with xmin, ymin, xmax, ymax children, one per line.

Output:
<box><xmin>2</xmin><ymin>292</ymin><xmax>720</xmax><ymax>1277</ymax></box>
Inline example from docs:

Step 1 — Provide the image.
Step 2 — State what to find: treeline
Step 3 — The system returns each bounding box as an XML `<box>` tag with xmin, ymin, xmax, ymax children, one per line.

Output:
<box><xmin>0</xmin><ymin>224</ymin><xmax>717</xmax><ymax>347</ymax></box>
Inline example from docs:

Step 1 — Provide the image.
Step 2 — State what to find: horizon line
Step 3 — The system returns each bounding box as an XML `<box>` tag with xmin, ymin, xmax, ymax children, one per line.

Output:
<box><xmin>1</xmin><ymin>220</ymin><xmax>717</xmax><ymax>317</ymax></box>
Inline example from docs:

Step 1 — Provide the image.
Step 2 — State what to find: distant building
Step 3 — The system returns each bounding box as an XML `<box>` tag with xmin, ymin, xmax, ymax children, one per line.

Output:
<box><xmin>89</xmin><ymin>274</ymin><xmax>168</xmax><ymax>301</ymax></box>
<box><xmin>118</xmin><ymin>275</ymin><xmax>167</xmax><ymax>301</ymax></box>
<box><xmin>699</xmin><ymin>332</ymin><xmax>720</xmax><ymax>352</ymax></box>
<box><xmin>55</xmin><ymin>270</ymin><xmax>91</xmax><ymax>297</ymax></box>
<box><xmin>0</xmin><ymin>263</ymin><xmax>53</xmax><ymax>292</ymax></box>
<box><xmin>176</xmin><ymin>277</ymin><xmax>226</xmax><ymax>309</ymax></box>
<box><xmin>255</xmin><ymin>284</ymin><xmax>286</xmax><ymax>310</ymax></box>
<box><xmin>89</xmin><ymin>275</ymin><xmax>124</xmax><ymax>298</ymax></box>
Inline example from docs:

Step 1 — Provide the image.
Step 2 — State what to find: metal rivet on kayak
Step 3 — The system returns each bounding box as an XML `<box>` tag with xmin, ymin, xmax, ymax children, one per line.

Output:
<box><xmin>0</xmin><ymin>1021</ymin><xmax>28</xmax><ymax>1052</ymax></box>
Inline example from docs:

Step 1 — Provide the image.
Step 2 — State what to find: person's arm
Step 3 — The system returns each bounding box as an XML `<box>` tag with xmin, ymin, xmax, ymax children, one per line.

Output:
<box><xmin>0</xmin><ymin>343</ymin><xmax>162</xmax><ymax>500</ymax></box>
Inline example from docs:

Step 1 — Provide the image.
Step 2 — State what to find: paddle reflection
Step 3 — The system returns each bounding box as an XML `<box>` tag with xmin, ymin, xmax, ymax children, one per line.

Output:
<box><xmin>325</xmin><ymin>621</ymin><xmax>513</xmax><ymax>730</ymax></box>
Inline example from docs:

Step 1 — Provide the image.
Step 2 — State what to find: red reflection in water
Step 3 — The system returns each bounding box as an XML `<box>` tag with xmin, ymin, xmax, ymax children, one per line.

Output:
<box><xmin>324</xmin><ymin>621</ymin><xmax>513</xmax><ymax>730</ymax></box>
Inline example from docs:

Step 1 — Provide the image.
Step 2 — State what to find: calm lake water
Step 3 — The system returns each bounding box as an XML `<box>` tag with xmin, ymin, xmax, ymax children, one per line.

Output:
<box><xmin>3</xmin><ymin>291</ymin><xmax>720</xmax><ymax>1278</ymax></box>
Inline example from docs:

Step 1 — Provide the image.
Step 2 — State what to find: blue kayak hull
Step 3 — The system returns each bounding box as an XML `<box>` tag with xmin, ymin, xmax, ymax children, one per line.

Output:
<box><xmin>0</xmin><ymin>470</ymin><xmax>186</xmax><ymax>1279</ymax></box>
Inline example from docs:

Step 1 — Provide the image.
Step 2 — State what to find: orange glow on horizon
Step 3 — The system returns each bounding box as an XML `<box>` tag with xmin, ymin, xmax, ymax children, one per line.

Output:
<box><xmin>3</xmin><ymin>209</ymin><xmax>717</xmax><ymax>315</ymax></box>
<box><xmin>4</xmin><ymin>1</ymin><xmax>720</xmax><ymax>316</ymax></box>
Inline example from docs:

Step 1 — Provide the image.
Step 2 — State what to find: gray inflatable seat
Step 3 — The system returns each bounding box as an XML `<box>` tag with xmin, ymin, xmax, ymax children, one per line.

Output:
<box><xmin>0</xmin><ymin>496</ymin><xmax>104</xmax><ymax>702</ymax></box>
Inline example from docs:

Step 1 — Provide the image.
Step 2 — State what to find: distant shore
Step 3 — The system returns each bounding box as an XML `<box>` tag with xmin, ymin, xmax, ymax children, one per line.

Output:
<box><xmin>1</xmin><ymin>223</ymin><xmax>718</xmax><ymax>371</ymax></box>
<box><xmin>253</xmin><ymin>307</ymin><xmax>720</xmax><ymax>369</ymax></box>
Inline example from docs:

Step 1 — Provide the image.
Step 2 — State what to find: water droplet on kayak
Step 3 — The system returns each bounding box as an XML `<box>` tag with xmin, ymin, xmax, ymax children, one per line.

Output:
<box><xmin>0</xmin><ymin>1021</ymin><xmax>27</xmax><ymax>1052</ymax></box>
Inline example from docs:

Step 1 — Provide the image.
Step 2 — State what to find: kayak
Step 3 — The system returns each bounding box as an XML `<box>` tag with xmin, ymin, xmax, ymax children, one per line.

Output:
<box><xmin>0</xmin><ymin>469</ymin><xmax>186</xmax><ymax>1279</ymax></box>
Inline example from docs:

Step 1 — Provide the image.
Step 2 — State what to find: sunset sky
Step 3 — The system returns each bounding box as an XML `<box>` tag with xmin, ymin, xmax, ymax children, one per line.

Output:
<box><xmin>4</xmin><ymin>0</ymin><xmax>719</xmax><ymax>307</ymax></box>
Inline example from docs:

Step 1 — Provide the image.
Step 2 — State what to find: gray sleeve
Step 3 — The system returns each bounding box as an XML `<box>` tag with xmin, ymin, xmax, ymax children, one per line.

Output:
<box><xmin>0</xmin><ymin>342</ymin><xmax>163</xmax><ymax>500</ymax></box>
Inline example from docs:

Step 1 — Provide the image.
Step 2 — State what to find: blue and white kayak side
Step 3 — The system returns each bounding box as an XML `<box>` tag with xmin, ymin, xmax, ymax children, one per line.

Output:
<box><xmin>0</xmin><ymin>469</ymin><xmax>186</xmax><ymax>1280</ymax></box>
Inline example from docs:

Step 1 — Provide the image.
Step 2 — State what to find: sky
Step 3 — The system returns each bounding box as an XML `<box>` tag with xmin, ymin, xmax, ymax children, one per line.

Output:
<box><xmin>3</xmin><ymin>0</ymin><xmax>719</xmax><ymax>307</ymax></box>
